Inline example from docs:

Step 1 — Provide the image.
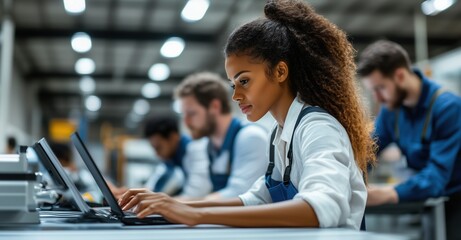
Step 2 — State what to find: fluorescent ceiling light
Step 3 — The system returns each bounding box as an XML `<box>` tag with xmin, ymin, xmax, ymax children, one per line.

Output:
<box><xmin>75</xmin><ymin>58</ymin><xmax>95</xmax><ymax>75</ymax></box>
<box><xmin>160</xmin><ymin>37</ymin><xmax>185</xmax><ymax>58</ymax></box>
<box><xmin>79</xmin><ymin>76</ymin><xmax>95</xmax><ymax>93</ymax></box>
<box><xmin>141</xmin><ymin>83</ymin><xmax>161</xmax><ymax>99</ymax></box>
<box><xmin>85</xmin><ymin>95</ymin><xmax>101</xmax><ymax>112</ymax></box>
<box><xmin>181</xmin><ymin>0</ymin><xmax>210</xmax><ymax>22</ymax></box>
<box><xmin>63</xmin><ymin>0</ymin><xmax>86</xmax><ymax>14</ymax></box>
<box><xmin>71</xmin><ymin>32</ymin><xmax>92</xmax><ymax>53</ymax></box>
<box><xmin>148</xmin><ymin>63</ymin><xmax>170</xmax><ymax>81</ymax></box>
<box><xmin>421</xmin><ymin>0</ymin><xmax>456</xmax><ymax>15</ymax></box>
<box><xmin>421</xmin><ymin>1</ymin><xmax>438</xmax><ymax>15</ymax></box>
<box><xmin>434</xmin><ymin>0</ymin><xmax>455</xmax><ymax>11</ymax></box>
<box><xmin>133</xmin><ymin>99</ymin><xmax>150</xmax><ymax>115</ymax></box>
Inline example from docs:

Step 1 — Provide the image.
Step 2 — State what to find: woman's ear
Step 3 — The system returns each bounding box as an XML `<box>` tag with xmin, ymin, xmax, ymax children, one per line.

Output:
<box><xmin>275</xmin><ymin>61</ymin><xmax>289</xmax><ymax>83</ymax></box>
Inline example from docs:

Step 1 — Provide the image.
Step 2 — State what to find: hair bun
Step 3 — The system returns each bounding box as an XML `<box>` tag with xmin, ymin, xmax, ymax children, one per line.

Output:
<box><xmin>264</xmin><ymin>0</ymin><xmax>279</xmax><ymax>20</ymax></box>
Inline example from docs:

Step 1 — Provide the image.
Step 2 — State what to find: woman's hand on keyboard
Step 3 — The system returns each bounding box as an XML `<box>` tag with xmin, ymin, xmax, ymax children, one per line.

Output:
<box><xmin>118</xmin><ymin>188</ymin><xmax>202</xmax><ymax>226</ymax></box>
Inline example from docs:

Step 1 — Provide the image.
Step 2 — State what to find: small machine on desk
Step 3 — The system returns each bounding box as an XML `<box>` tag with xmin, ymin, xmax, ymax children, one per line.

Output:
<box><xmin>0</xmin><ymin>146</ymin><xmax>41</xmax><ymax>224</ymax></box>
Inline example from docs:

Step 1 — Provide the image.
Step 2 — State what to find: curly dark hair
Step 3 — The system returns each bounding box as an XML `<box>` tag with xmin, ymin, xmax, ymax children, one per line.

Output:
<box><xmin>224</xmin><ymin>0</ymin><xmax>376</xmax><ymax>174</ymax></box>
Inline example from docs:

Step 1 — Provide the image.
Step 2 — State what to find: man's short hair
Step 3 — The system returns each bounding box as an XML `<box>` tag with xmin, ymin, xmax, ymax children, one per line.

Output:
<box><xmin>144</xmin><ymin>116</ymin><xmax>179</xmax><ymax>138</ymax></box>
<box><xmin>174</xmin><ymin>72</ymin><xmax>231</xmax><ymax>114</ymax></box>
<box><xmin>357</xmin><ymin>40</ymin><xmax>412</xmax><ymax>78</ymax></box>
<box><xmin>7</xmin><ymin>136</ymin><xmax>16</xmax><ymax>149</ymax></box>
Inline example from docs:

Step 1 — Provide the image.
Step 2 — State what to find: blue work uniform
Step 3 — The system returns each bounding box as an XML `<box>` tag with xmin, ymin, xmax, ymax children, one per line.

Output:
<box><xmin>153</xmin><ymin>135</ymin><xmax>191</xmax><ymax>193</ymax></box>
<box><xmin>374</xmin><ymin>69</ymin><xmax>461</xmax><ymax>201</ymax></box>
<box><xmin>207</xmin><ymin>118</ymin><xmax>244</xmax><ymax>192</ymax></box>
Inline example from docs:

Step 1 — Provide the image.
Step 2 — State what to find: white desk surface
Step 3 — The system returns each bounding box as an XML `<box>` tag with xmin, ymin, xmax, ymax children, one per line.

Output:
<box><xmin>0</xmin><ymin>220</ymin><xmax>409</xmax><ymax>240</ymax></box>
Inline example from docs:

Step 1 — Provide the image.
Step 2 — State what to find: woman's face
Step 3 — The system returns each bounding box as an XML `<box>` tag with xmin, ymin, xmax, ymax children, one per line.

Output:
<box><xmin>225</xmin><ymin>54</ymin><xmax>284</xmax><ymax>122</ymax></box>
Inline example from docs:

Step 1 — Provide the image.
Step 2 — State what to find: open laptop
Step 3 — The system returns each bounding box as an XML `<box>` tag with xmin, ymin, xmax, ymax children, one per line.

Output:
<box><xmin>32</xmin><ymin>138</ymin><xmax>119</xmax><ymax>222</ymax></box>
<box><xmin>70</xmin><ymin>132</ymin><xmax>170</xmax><ymax>225</ymax></box>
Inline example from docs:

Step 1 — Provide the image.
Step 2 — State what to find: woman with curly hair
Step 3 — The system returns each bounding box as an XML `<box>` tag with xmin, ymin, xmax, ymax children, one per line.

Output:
<box><xmin>119</xmin><ymin>0</ymin><xmax>376</xmax><ymax>229</ymax></box>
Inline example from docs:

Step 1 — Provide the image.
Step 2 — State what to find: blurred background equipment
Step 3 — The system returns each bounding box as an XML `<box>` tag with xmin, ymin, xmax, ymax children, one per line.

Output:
<box><xmin>0</xmin><ymin>146</ymin><xmax>40</xmax><ymax>224</ymax></box>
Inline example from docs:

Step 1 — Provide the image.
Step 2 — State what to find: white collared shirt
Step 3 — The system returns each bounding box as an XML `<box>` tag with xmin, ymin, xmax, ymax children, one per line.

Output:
<box><xmin>181</xmin><ymin>138</ymin><xmax>212</xmax><ymax>198</ymax></box>
<box><xmin>208</xmin><ymin>124</ymin><xmax>268</xmax><ymax>198</ymax></box>
<box><xmin>144</xmin><ymin>138</ymin><xmax>212</xmax><ymax>198</ymax></box>
<box><xmin>239</xmin><ymin>97</ymin><xmax>367</xmax><ymax>229</ymax></box>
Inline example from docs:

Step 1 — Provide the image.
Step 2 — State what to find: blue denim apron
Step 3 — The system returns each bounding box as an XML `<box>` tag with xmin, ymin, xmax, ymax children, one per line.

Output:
<box><xmin>153</xmin><ymin>136</ymin><xmax>191</xmax><ymax>193</ymax></box>
<box><xmin>208</xmin><ymin>118</ymin><xmax>243</xmax><ymax>191</ymax></box>
<box><xmin>265</xmin><ymin>106</ymin><xmax>366</xmax><ymax>230</ymax></box>
<box><xmin>265</xmin><ymin>106</ymin><xmax>326</xmax><ymax>202</ymax></box>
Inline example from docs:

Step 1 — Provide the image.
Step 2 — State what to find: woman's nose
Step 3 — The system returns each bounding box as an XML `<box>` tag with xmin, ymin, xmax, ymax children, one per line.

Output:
<box><xmin>232</xmin><ymin>87</ymin><xmax>242</xmax><ymax>103</ymax></box>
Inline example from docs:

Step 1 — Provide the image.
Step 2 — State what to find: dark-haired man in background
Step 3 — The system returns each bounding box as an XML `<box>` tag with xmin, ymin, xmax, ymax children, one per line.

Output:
<box><xmin>5</xmin><ymin>136</ymin><xmax>17</xmax><ymax>154</ymax></box>
<box><xmin>111</xmin><ymin>116</ymin><xmax>211</xmax><ymax>200</ymax></box>
<box><xmin>358</xmin><ymin>40</ymin><xmax>461</xmax><ymax>239</ymax></box>
<box><xmin>142</xmin><ymin>116</ymin><xmax>211</xmax><ymax>199</ymax></box>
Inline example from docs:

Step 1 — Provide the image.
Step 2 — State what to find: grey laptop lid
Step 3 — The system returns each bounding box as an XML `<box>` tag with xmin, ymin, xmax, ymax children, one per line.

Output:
<box><xmin>70</xmin><ymin>132</ymin><xmax>169</xmax><ymax>225</ymax></box>
<box><xmin>33</xmin><ymin>138</ymin><xmax>92</xmax><ymax>214</ymax></box>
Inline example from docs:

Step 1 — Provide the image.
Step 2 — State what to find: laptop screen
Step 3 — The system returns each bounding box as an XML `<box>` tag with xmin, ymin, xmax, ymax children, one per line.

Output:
<box><xmin>70</xmin><ymin>132</ymin><xmax>125</xmax><ymax>217</ymax></box>
<box><xmin>33</xmin><ymin>138</ymin><xmax>91</xmax><ymax>213</ymax></box>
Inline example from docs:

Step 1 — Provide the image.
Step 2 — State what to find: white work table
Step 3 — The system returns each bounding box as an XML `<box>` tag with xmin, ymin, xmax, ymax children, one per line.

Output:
<box><xmin>0</xmin><ymin>219</ymin><xmax>410</xmax><ymax>240</ymax></box>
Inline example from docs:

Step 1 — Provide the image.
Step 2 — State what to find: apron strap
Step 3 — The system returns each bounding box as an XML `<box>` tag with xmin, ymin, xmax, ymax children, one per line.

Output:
<box><xmin>421</xmin><ymin>88</ymin><xmax>446</xmax><ymax>142</ymax></box>
<box><xmin>265</xmin><ymin>106</ymin><xmax>328</xmax><ymax>185</ymax></box>
<box><xmin>393</xmin><ymin>88</ymin><xmax>446</xmax><ymax>143</ymax></box>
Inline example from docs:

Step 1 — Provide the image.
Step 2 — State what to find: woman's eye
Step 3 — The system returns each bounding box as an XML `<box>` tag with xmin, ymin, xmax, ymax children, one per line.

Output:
<box><xmin>240</xmin><ymin>79</ymin><xmax>249</xmax><ymax>85</ymax></box>
<box><xmin>230</xmin><ymin>84</ymin><xmax>235</xmax><ymax>89</ymax></box>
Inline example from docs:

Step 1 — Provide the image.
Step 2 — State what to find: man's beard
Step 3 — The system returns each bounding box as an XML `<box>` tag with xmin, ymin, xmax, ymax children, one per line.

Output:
<box><xmin>190</xmin><ymin>112</ymin><xmax>216</xmax><ymax>139</ymax></box>
<box><xmin>388</xmin><ymin>85</ymin><xmax>407</xmax><ymax>110</ymax></box>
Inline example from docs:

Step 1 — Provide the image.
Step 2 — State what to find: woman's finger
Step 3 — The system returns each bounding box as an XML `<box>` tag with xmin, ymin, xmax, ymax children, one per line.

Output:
<box><xmin>136</xmin><ymin>199</ymin><xmax>167</xmax><ymax>218</ymax></box>
<box><xmin>118</xmin><ymin>188</ymin><xmax>149</xmax><ymax>206</ymax></box>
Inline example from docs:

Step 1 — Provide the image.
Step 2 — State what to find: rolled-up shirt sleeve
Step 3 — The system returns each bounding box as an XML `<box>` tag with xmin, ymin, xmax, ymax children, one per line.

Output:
<box><xmin>238</xmin><ymin>175</ymin><xmax>271</xmax><ymax>205</ymax></box>
<box><xmin>292</xmin><ymin>116</ymin><xmax>365</xmax><ymax>228</ymax></box>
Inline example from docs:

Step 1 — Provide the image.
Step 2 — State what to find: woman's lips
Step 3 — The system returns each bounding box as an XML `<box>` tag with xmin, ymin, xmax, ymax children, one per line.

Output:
<box><xmin>239</xmin><ymin>104</ymin><xmax>252</xmax><ymax>114</ymax></box>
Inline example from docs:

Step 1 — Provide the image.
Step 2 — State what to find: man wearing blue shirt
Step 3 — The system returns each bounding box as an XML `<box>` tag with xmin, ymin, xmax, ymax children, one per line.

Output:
<box><xmin>358</xmin><ymin>40</ymin><xmax>461</xmax><ymax>239</ymax></box>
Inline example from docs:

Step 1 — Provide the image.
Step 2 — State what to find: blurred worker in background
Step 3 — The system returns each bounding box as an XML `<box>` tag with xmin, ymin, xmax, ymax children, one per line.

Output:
<box><xmin>5</xmin><ymin>136</ymin><xmax>17</xmax><ymax>154</ymax></box>
<box><xmin>174</xmin><ymin>72</ymin><xmax>268</xmax><ymax>200</ymax></box>
<box><xmin>358</xmin><ymin>40</ymin><xmax>461</xmax><ymax>239</ymax></box>
<box><xmin>110</xmin><ymin>116</ymin><xmax>211</xmax><ymax>200</ymax></box>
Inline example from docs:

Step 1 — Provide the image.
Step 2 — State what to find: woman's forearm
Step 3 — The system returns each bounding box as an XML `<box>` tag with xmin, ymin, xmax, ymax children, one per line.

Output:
<box><xmin>196</xmin><ymin>199</ymin><xmax>319</xmax><ymax>227</ymax></box>
<box><xmin>185</xmin><ymin>197</ymin><xmax>244</xmax><ymax>208</ymax></box>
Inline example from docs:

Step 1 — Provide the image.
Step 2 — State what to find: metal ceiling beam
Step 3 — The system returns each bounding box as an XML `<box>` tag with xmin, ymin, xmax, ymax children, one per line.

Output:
<box><xmin>25</xmin><ymin>71</ymin><xmax>186</xmax><ymax>82</ymax></box>
<box><xmin>15</xmin><ymin>27</ymin><xmax>217</xmax><ymax>43</ymax></box>
<box><xmin>348</xmin><ymin>34</ymin><xmax>461</xmax><ymax>47</ymax></box>
<box><xmin>38</xmin><ymin>90</ymin><xmax>173</xmax><ymax>102</ymax></box>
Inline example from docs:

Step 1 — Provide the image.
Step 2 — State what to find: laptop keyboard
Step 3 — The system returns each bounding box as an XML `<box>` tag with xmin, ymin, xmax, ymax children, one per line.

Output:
<box><xmin>123</xmin><ymin>210</ymin><xmax>137</xmax><ymax>216</ymax></box>
<box><xmin>94</xmin><ymin>208</ymin><xmax>136</xmax><ymax>216</ymax></box>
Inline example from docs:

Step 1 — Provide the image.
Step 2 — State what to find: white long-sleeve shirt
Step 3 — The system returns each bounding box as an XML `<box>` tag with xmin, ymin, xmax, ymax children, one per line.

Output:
<box><xmin>144</xmin><ymin>138</ymin><xmax>212</xmax><ymax>198</ymax></box>
<box><xmin>180</xmin><ymin>138</ymin><xmax>211</xmax><ymax>198</ymax></box>
<box><xmin>239</xmin><ymin>97</ymin><xmax>367</xmax><ymax>229</ymax></box>
<box><xmin>208</xmin><ymin>124</ymin><xmax>268</xmax><ymax>198</ymax></box>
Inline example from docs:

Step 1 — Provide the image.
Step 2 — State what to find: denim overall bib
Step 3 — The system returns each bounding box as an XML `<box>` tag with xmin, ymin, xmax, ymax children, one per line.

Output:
<box><xmin>265</xmin><ymin>107</ymin><xmax>326</xmax><ymax>202</ymax></box>
<box><xmin>265</xmin><ymin>106</ymin><xmax>366</xmax><ymax>230</ymax></box>
<box><xmin>207</xmin><ymin>118</ymin><xmax>243</xmax><ymax>191</ymax></box>
<box><xmin>154</xmin><ymin>135</ymin><xmax>191</xmax><ymax>193</ymax></box>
